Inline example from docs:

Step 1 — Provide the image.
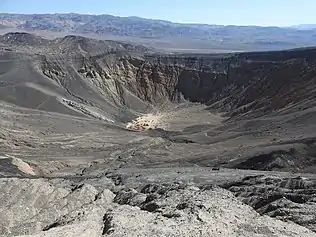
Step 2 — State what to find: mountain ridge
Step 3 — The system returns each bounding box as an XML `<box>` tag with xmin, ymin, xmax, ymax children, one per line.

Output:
<box><xmin>1</xmin><ymin>13</ymin><xmax>316</xmax><ymax>52</ymax></box>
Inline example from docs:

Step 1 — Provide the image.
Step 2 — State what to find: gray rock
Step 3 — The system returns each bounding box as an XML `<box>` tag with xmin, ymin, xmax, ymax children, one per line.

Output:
<box><xmin>221</xmin><ymin>175</ymin><xmax>316</xmax><ymax>232</ymax></box>
<box><xmin>1</xmin><ymin>179</ymin><xmax>315</xmax><ymax>237</ymax></box>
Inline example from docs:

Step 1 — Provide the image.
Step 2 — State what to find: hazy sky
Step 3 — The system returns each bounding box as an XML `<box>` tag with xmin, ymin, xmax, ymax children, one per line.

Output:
<box><xmin>1</xmin><ymin>0</ymin><xmax>315</xmax><ymax>26</ymax></box>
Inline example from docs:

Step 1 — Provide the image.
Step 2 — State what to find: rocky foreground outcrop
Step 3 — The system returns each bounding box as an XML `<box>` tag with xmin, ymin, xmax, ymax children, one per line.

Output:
<box><xmin>0</xmin><ymin>178</ymin><xmax>315</xmax><ymax>237</ymax></box>
<box><xmin>221</xmin><ymin>175</ymin><xmax>316</xmax><ymax>232</ymax></box>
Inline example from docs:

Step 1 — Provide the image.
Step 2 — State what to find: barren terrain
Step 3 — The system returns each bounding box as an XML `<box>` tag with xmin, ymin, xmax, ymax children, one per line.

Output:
<box><xmin>1</xmin><ymin>13</ymin><xmax>316</xmax><ymax>52</ymax></box>
<box><xmin>0</xmin><ymin>32</ymin><xmax>316</xmax><ymax>236</ymax></box>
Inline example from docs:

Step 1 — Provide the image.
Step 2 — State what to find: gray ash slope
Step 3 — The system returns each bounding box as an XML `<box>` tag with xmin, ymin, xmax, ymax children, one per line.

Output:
<box><xmin>0</xmin><ymin>32</ymin><xmax>316</xmax><ymax>236</ymax></box>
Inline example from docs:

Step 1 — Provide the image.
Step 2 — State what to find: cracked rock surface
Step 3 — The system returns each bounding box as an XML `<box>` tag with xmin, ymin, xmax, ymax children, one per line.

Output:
<box><xmin>221</xmin><ymin>175</ymin><xmax>316</xmax><ymax>232</ymax></box>
<box><xmin>0</xmin><ymin>178</ymin><xmax>315</xmax><ymax>237</ymax></box>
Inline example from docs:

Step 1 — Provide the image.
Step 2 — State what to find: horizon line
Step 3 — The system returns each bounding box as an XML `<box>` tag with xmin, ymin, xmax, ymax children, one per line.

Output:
<box><xmin>0</xmin><ymin>11</ymin><xmax>310</xmax><ymax>28</ymax></box>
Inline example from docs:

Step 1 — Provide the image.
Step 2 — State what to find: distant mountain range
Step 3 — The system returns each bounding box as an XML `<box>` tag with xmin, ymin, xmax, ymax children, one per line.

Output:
<box><xmin>290</xmin><ymin>24</ymin><xmax>316</xmax><ymax>30</ymax></box>
<box><xmin>0</xmin><ymin>13</ymin><xmax>316</xmax><ymax>52</ymax></box>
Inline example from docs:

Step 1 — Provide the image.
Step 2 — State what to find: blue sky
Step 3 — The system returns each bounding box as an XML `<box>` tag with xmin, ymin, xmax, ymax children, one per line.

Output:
<box><xmin>0</xmin><ymin>0</ymin><xmax>315</xmax><ymax>26</ymax></box>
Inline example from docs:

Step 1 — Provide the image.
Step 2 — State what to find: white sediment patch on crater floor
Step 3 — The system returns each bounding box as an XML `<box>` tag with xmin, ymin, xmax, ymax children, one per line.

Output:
<box><xmin>126</xmin><ymin>113</ymin><xmax>163</xmax><ymax>131</ymax></box>
<box><xmin>125</xmin><ymin>104</ymin><xmax>223</xmax><ymax>132</ymax></box>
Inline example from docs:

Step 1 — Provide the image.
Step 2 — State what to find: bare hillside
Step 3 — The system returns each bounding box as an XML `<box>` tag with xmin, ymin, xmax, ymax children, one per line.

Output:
<box><xmin>1</xmin><ymin>13</ymin><xmax>316</xmax><ymax>52</ymax></box>
<box><xmin>0</xmin><ymin>33</ymin><xmax>316</xmax><ymax>236</ymax></box>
